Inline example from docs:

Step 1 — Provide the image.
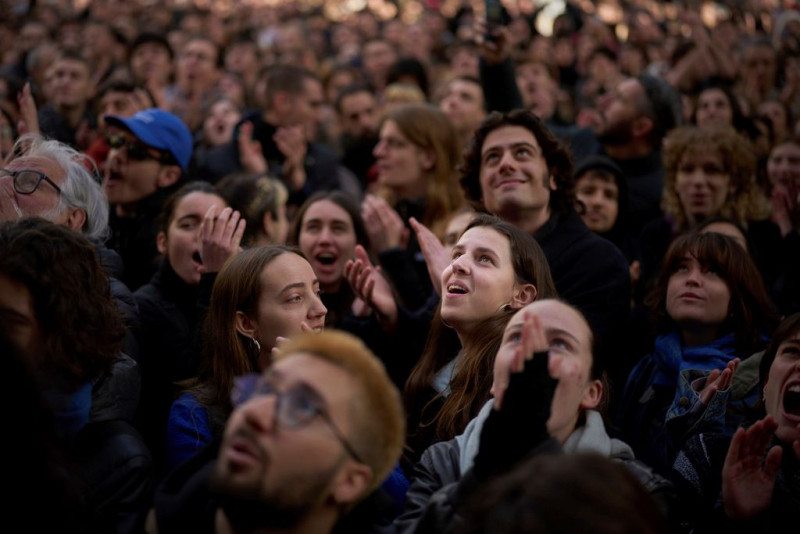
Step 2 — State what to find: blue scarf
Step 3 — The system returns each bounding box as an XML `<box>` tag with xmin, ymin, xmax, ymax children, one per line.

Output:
<box><xmin>42</xmin><ymin>381</ymin><xmax>93</xmax><ymax>443</ymax></box>
<box><xmin>651</xmin><ymin>331</ymin><xmax>739</xmax><ymax>388</ymax></box>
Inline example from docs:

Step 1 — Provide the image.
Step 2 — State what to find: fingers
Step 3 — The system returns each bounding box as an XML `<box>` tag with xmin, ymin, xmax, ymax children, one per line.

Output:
<box><xmin>763</xmin><ymin>445</ymin><xmax>784</xmax><ymax>481</ymax></box>
<box><xmin>202</xmin><ymin>205</ymin><xmax>218</xmax><ymax>242</ymax></box>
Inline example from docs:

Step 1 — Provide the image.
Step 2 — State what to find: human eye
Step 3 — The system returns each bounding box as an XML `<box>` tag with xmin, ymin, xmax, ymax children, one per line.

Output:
<box><xmin>515</xmin><ymin>146</ymin><xmax>532</xmax><ymax>158</ymax></box>
<box><xmin>286</xmin><ymin>293</ymin><xmax>302</xmax><ymax>304</ymax></box>
<box><xmin>504</xmin><ymin>329</ymin><xmax>522</xmax><ymax>344</ymax></box>
<box><xmin>451</xmin><ymin>249</ymin><xmax>463</xmax><ymax>260</ymax></box>
<box><xmin>549</xmin><ymin>337</ymin><xmax>570</xmax><ymax>351</ymax></box>
<box><xmin>483</xmin><ymin>151</ymin><xmax>500</xmax><ymax>165</ymax></box>
<box><xmin>478</xmin><ymin>254</ymin><xmax>495</xmax><ymax>265</ymax></box>
<box><xmin>284</xmin><ymin>388</ymin><xmax>319</xmax><ymax>426</ymax></box>
<box><xmin>304</xmin><ymin>221</ymin><xmax>321</xmax><ymax>233</ymax></box>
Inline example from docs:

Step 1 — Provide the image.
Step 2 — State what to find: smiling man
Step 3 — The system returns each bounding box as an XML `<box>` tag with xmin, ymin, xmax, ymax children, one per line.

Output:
<box><xmin>103</xmin><ymin>108</ymin><xmax>193</xmax><ymax>289</ymax></box>
<box><xmin>460</xmin><ymin>110</ymin><xmax>631</xmax><ymax>399</ymax></box>
<box><xmin>148</xmin><ymin>330</ymin><xmax>404</xmax><ymax>534</ymax></box>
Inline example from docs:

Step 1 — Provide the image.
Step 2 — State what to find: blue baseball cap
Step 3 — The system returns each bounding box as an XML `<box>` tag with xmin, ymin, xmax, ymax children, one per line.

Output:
<box><xmin>104</xmin><ymin>109</ymin><xmax>193</xmax><ymax>172</ymax></box>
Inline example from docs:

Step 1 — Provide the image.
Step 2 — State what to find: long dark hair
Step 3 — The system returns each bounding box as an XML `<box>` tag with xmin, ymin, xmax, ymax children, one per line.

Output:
<box><xmin>404</xmin><ymin>213</ymin><xmax>558</xmax><ymax>442</ymax></box>
<box><xmin>646</xmin><ymin>231</ymin><xmax>778</xmax><ymax>355</ymax></box>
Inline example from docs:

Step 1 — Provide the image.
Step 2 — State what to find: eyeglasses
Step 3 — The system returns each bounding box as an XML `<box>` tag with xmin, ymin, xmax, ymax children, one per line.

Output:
<box><xmin>232</xmin><ymin>373</ymin><xmax>363</xmax><ymax>463</ymax></box>
<box><xmin>106</xmin><ymin>134</ymin><xmax>172</xmax><ymax>164</ymax></box>
<box><xmin>0</xmin><ymin>168</ymin><xmax>62</xmax><ymax>195</ymax></box>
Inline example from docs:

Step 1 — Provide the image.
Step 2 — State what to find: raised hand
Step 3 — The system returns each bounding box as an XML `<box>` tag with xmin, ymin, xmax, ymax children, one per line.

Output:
<box><xmin>274</xmin><ymin>125</ymin><xmax>307</xmax><ymax>191</ymax></box>
<box><xmin>722</xmin><ymin>416</ymin><xmax>783</xmax><ymax>520</ymax></box>
<box><xmin>17</xmin><ymin>82</ymin><xmax>40</xmax><ymax>136</ymax></box>
<box><xmin>491</xmin><ymin>311</ymin><xmax>550</xmax><ymax>410</ymax></box>
<box><xmin>344</xmin><ymin>244</ymin><xmax>398</xmax><ymax>332</ymax></box>
<box><xmin>410</xmin><ymin>217</ymin><xmax>447</xmax><ymax>296</ymax></box>
<box><xmin>238</xmin><ymin>121</ymin><xmax>267</xmax><ymax>174</ymax></box>
<box><xmin>362</xmin><ymin>194</ymin><xmax>407</xmax><ymax>253</ymax></box>
<box><xmin>698</xmin><ymin>358</ymin><xmax>740</xmax><ymax>405</ymax></box>
<box><xmin>200</xmin><ymin>205</ymin><xmax>246</xmax><ymax>273</ymax></box>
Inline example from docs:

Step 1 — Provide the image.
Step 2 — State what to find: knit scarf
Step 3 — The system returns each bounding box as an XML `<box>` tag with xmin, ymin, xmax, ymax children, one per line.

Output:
<box><xmin>651</xmin><ymin>331</ymin><xmax>738</xmax><ymax>388</ymax></box>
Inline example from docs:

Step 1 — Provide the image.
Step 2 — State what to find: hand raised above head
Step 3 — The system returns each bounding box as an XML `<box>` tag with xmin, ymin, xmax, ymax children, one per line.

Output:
<box><xmin>410</xmin><ymin>217</ymin><xmax>447</xmax><ymax>296</ymax></box>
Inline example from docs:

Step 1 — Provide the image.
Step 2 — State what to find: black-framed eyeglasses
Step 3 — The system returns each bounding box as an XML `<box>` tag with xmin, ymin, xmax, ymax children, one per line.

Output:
<box><xmin>106</xmin><ymin>134</ymin><xmax>172</xmax><ymax>164</ymax></box>
<box><xmin>0</xmin><ymin>168</ymin><xmax>62</xmax><ymax>195</ymax></box>
<box><xmin>232</xmin><ymin>373</ymin><xmax>363</xmax><ymax>463</ymax></box>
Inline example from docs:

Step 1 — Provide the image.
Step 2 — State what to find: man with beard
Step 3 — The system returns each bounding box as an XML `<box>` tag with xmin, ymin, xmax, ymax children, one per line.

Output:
<box><xmin>458</xmin><ymin>109</ymin><xmax>631</xmax><ymax>408</ymax></box>
<box><xmin>147</xmin><ymin>330</ymin><xmax>405</xmax><ymax>534</ymax></box>
<box><xmin>335</xmin><ymin>84</ymin><xmax>380</xmax><ymax>191</ymax></box>
<box><xmin>570</xmin><ymin>75</ymin><xmax>682</xmax><ymax>230</ymax></box>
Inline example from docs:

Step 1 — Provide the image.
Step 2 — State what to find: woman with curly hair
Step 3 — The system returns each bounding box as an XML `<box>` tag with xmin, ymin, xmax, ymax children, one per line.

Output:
<box><xmin>638</xmin><ymin>124</ymin><xmax>783</xmax><ymax>304</ymax></box>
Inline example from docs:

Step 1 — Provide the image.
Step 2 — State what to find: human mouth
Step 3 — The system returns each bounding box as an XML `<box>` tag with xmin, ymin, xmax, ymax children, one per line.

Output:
<box><xmin>782</xmin><ymin>382</ymin><xmax>800</xmax><ymax>420</ymax></box>
<box><xmin>224</xmin><ymin>430</ymin><xmax>264</xmax><ymax>471</ymax></box>
<box><xmin>678</xmin><ymin>292</ymin><xmax>703</xmax><ymax>301</ymax></box>
<box><xmin>445</xmin><ymin>280</ymin><xmax>469</xmax><ymax>296</ymax></box>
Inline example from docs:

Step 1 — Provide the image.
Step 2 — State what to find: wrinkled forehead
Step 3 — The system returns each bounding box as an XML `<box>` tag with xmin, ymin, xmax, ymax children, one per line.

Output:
<box><xmin>7</xmin><ymin>156</ymin><xmax>66</xmax><ymax>185</ymax></box>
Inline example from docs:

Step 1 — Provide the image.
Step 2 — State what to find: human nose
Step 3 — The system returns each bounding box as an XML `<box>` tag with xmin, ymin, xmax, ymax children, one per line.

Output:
<box><xmin>373</xmin><ymin>140</ymin><xmax>386</xmax><ymax>158</ymax></box>
<box><xmin>240</xmin><ymin>392</ymin><xmax>279</xmax><ymax>434</ymax></box>
<box><xmin>310</xmin><ymin>294</ymin><xmax>327</xmax><ymax>319</ymax></box>
<box><xmin>451</xmin><ymin>253</ymin><xmax>470</xmax><ymax>274</ymax></box>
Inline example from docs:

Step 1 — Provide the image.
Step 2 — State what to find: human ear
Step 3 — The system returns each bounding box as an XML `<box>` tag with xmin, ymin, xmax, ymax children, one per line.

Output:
<box><xmin>156</xmin><ymin>165</ymin><xmax>181</xmax><ymax>189</ymax></box>
<box><xmin>234</xmin><ymin>310</ymin><xmax>257</xmax><ymax>338</ymax></box>
<box><xmin>632</xmin><ymin>116</ymin><xmax>654</xmax><ymax>139</ymax></box>
<box><xmin>262</xmin><ymin>211</ymin><xmax>276</xmax><ymax>243</ymax></box>
<box><xmin>420</xmin><ymin>149</ymin><xmax>436</xmax><ymax>171</ymax></box>
<box><xmin>509</xmin><ymin>283</ymin><xmax>537</xmax><ymax>309</ymax></box>
<box><xmin>156</xmin><ymin>231</ymin><xmax>167</xmax><ymax>255</ymax></box>
<box><xmin>64</xmin><ymin>207</ymin><xmax>87</xmax><ymax>233</ymax></box>
<box><xmin>330</xmin><ymin>463</ymin><xmax>372</xmax><ymax>506</ymax></box>
<box><xmin>579</xmin><ymin>378</ymin><xmax>603</xmax><ymax>410</ymax></box>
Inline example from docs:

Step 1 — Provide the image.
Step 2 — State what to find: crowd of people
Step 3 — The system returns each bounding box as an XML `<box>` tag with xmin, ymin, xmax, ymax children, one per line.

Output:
<box><xmin>1</xmin><ymin>0</ymin><xmax>799</xmax><ymax>532</ymax></box>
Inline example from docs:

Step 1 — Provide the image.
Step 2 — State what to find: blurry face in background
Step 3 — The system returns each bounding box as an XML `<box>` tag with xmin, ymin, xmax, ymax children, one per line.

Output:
<box><xmin>695</xmin><ymin>88</ymin><xmax>733</xmax><ymax>127</ymax></box>
<box><xmin>338</xmin><ymin>91</ymin><xmax>378</xmax><ymax>140</ymax></box>
<box><xmin>98</xmin><ymin>91</ymin><xmax>138</xmax><ymax>129</ymax></box>
<box><xmin>130</xmin><ymin>42</ymin><xmax>173</xmax><ymax>86</ymax></box>
<box><xmin>767</xmin><ymin>141</ymin><xmax>800</xmax><ymax>190</ymax></box>
<box><xmin>576</xmin><ymin>171</ymin><xmax>619</xmax><ymax>233</ymax></box>
<box><xmin>203</xmin><ymin>99</ymin><xmax>241</xmax><ymax>148</ymax></box>
<box><xmin>373</xmin><ymin>119</ymin><xmax>429</xmax><ymax>198</ymax></box>
<box><xmin>439</xmin><ymin>79</ymin><xmax>485</xmax><ymax>136</ymax></box>
<box><xmin>674</xmin><ymin>150</ymin><xmax>732</xmax><ymax>225</ymax></box>
<box><xmin>50</xmin><ymin>59</ymin><xmax>93</xmax><ymax>110</ymax></box>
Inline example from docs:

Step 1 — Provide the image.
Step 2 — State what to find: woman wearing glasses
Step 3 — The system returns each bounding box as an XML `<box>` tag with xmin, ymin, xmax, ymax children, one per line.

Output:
<box><xmin>165</xmin><ymin>245</ymin><xmax>327</xmax><ymax>470</ymax></box>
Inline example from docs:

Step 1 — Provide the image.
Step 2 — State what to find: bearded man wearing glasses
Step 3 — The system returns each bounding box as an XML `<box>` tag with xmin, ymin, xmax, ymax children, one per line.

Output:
<box><xmin>147</xmin><ymin>330</ymin><xmax>405</xmax><ymax>534</ymax></box>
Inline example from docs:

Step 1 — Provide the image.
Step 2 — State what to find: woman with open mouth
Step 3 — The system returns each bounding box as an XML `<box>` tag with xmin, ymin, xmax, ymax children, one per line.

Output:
<box><xmin>400</xmin><ymin>213</ymin><xmax>557</xmax><ymax>471</ymax></box>
<box><xmin>134</xmin><ymin>181</ymin><xmax>236</xmax><ymax>476</ymax></box>
<box><xmin>289</xmin><ymin>191</ymin><xmax>371</xmax><ymax>330</ymax></box>
<box><xmin>672</xmin><ymin>312</ymin><xmax>800</xmax><ymax>531</ymax></box>
<box><xmin>166</xmin><ymin>245</ymin><xmax>327</xmax><ymax>471</ymax></box>
<box><xmin>618</xmin><ymin>231</ymin><xmax>778</xmax><ymax>477</ymax></box>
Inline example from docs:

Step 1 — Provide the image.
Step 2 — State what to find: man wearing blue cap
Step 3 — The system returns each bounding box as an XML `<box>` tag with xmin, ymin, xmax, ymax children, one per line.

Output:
<box><xmin>103</xmin><ymin>108</ymin><xmax>192</xmax><ymax>290</ymax></box>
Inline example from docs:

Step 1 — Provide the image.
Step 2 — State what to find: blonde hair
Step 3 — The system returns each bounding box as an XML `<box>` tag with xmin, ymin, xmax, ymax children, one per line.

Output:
<box><xmin>276</xmin><ymin>330</ymin><xmax>405</xmax><ymax>496</ymax></box>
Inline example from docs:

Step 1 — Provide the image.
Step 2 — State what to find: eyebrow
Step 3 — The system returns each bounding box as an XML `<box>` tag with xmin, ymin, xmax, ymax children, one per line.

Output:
<box><xmin>482</xmin><ymin>141</ymin><xmax>539</xmax><ymax>154</ymax></box>
<box><xmin>279</xmin><ymin>280</ymin><xmax>319</xmax><ymax>294</ymax></box>
<box><xmin>545</xmin><ymin>327</ymin><xmax>581</xmax><ymax>344</ymax></box>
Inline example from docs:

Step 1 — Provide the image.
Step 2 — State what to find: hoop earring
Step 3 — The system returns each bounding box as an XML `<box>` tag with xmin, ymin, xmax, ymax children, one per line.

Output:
<box><xmin>251</xmin><ymin>337</ymin><xmax>261</xmax><ymax>353</ymax></box>
<box><xmin>496</xmin><ymin>303</ymin><xmax>512</xmax><ymax>313</ymax></box>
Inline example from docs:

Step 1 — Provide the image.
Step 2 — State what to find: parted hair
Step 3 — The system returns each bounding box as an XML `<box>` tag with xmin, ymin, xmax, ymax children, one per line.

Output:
<box><xmin>662</xmin><ymin>125</ymin><xmax>771</xmax><ymax>231</ymax></box>
<box><xmin>276</xmin><ymin>330</ymin><xmax>405</xmax><ymax>496</ymax></box>
<box><xmin>380</xmin><ymin>104</ymin><xmax>465</xmax><ymax>237</ymax></box>
<box><xmin>0</xmin><ymin>219</ymin><xmax>124</xmax><ymax>390</ymax></box>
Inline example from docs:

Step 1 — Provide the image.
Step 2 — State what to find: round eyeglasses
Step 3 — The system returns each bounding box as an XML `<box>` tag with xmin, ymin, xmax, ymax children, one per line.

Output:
<box><xmin>0</xmin><ymin>168</ymin><xmax>62</xmax><ymax>195</ymax></box>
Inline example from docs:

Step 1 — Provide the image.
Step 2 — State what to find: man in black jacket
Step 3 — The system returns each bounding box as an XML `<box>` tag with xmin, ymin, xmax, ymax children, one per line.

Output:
<box><xmin>459</xmin><ymin>110</ymin><xmax>631</xmax><ymax>397</ymax></box>
<box><xmin>198</xmin><ymin>65</ymin><xmax>359</xmax><ymax>208</ymax></box>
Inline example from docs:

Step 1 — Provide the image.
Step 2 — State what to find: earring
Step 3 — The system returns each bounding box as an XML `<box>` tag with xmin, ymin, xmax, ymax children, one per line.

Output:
<box><xmin>496</xmin><ymin>303</ymin><xmax>512</xmax><ymax>313</ymax></box>
<box><xmin>251</xmin><ymin>337</ymin><xmax>261</xmax><ymax>353</ymax></box>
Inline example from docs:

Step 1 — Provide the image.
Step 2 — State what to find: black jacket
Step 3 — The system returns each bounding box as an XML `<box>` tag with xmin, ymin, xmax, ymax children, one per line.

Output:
<box><xmin>535</xmin><ymin>210</ymin><xmax>631</xmax><ymax>386</ymax></box>
<box><xmin>133</xmin><ymin>260</ymin><xmax>207</xmax><ymax>476</ymax></box>
<box><xmin>195</xmin><ymin>113</ymin><xmax>351</xmax><ymax>207</ymax></box>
